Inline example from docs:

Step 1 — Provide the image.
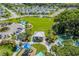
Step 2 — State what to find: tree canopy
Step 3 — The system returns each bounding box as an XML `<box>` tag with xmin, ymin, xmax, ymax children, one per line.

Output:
<box><xmin>53</xmin><ymin>9</ymin><xmax>79</xmax><ymax>39</ymax></box>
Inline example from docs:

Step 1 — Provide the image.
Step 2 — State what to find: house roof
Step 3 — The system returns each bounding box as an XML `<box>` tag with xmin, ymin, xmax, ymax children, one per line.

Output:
<box><xmin>33</xmin><ymin>32</ymin><xmax>45</xmax><ymax>37</ymax></box>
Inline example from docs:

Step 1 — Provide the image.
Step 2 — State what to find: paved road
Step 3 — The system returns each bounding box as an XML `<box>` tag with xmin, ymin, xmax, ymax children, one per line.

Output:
<box><xmin>2</xmin><ymin>5</ymin><xmax>18</xmax><ymax>17</ymax></box>
<box><xmin>50</xmin><ymin>8</ymin><xmax>65</xmax><ymax>17</ymax></box>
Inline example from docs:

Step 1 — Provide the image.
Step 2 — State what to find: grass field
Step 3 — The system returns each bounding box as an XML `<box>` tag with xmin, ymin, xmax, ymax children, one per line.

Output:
<box><xmin>3</xmin><ymin>16</ymin><xmax>54</xmax><ymax>35</ymax></box>
<box><xmin>32</xmin><ymin>44</ymin><xmax>47</xmax><ymax>54</ymax></box>
<box><xmin>0</xmin><ymin>44</ymin><xmax>14</xmax><ymax>56</ymax></box>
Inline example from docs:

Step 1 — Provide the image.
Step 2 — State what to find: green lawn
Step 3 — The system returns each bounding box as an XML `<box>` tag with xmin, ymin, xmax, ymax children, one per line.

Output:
<box><xmin>0</xmin><ymin>44</ymin><xmax>14</xmax><ymax>56</ymax></box>
<box><xmin>32</xmin><ymin>44</ymin><xmax>47</xmax><ymax>54</ymax></box>
<box><xmin>2</xmin><ymin>16</ymin><xmax>54</xmax><ymax>35</ymax></box>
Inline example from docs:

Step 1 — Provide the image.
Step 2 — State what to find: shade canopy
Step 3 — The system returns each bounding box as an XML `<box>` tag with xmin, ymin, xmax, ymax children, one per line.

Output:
<box><xmin>36</xmin><ymin>52</ymin><xmax>45</xmax><ymax>56</ymax></box>
<box><xmin>22</xmin><ymin>43</ymin><xmax>31</xmax><ymax>49</ymax></box>
<box><xmin>15</xmin><ymin>45</ymin><xmax>20</xmax><ymax>51</ymax></box>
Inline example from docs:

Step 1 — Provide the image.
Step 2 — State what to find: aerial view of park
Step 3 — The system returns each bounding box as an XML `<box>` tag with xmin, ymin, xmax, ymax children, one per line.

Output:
<box><xmin>0</xmin><ymin>3</ymin><xmax>79</xmax><ymax>56</ymax></box>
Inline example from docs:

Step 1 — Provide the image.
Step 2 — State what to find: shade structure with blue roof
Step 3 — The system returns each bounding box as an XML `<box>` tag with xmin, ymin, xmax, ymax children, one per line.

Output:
<box><xmin>15</xmin><ymin>45</ymin><xmax>20</xmax><ymax>51</ymax></box>
<box><xmin>74</xmin><ymin>41</ymin><xmax>79</xmax><ymax>46</ymax></box>
<box><xmin>22</xmin><ymin>43</ymin><xmax>31</xmax><ymax>49</ymax></box>
<box><xmin>36</xmin><ymin>52</ymin><xmax>45</xmax><ymax>56</ymax></box>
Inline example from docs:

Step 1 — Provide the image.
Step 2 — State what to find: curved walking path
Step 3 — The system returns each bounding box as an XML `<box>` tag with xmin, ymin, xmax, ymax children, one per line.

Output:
<box><xmin>50</xmin><ymin>8</ymin><xmax>65</xmax><ymax>17</ymax></box>
<box><xmin>26</xmin><ymin>23</ymin><xmax>33</xmax><ymax>30</ymax></box>
<box><xmin>0</xmin><ymin>5</ymin><xmax>66</xmax><ymax>21</ymax></box>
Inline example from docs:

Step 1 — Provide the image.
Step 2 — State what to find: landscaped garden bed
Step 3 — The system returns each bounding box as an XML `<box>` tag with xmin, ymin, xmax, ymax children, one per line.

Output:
<box><xmin>0</xmin><ymin>27</ymin><xmax>10</xmax><ymax>32</ymax></box>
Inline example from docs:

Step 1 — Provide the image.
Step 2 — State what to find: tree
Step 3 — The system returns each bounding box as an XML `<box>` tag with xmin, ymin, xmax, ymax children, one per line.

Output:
<box><xmin>46</xmin><ymin>30</ymin><xmax>57</xmax><ymax>44</ymax></box>
<box><xmin>51</xmin><ymin>45</ymin><xmax>79</xmax><ymax>56</ymax></box>
<box><xmin>53</xmin><ymin>9</ymin><xmax>79</xmax><ymax>40</ymax></box>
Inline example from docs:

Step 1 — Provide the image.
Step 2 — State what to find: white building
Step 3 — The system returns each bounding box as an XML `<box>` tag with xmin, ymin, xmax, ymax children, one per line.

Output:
<box><xmin>32</xmin><ymin>32</ymin><xmax>46</xmax><ymax>42</ymax></box>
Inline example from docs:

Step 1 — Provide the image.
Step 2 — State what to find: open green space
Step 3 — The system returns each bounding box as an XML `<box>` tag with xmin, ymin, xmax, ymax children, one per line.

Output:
<box><xmin>32</xmin><ymin>44</ymin><xmax>47</xmax><ymax>54</ymax></box>
<box><xmin>0</xmin><ymin>44</ymin><xmax>14</xmax><ymax>56</ymax></box>
<box><xmin>2</xmin><ymin>16</ymin><xmax>54</xmax><ymax>35</ymax></box>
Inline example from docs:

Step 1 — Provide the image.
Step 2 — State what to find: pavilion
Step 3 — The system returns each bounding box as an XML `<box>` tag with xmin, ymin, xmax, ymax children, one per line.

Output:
<box><xmin>32</xmin><ymin>31</ymin><xmax>46</xmax><ymax>42</ymax></box>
